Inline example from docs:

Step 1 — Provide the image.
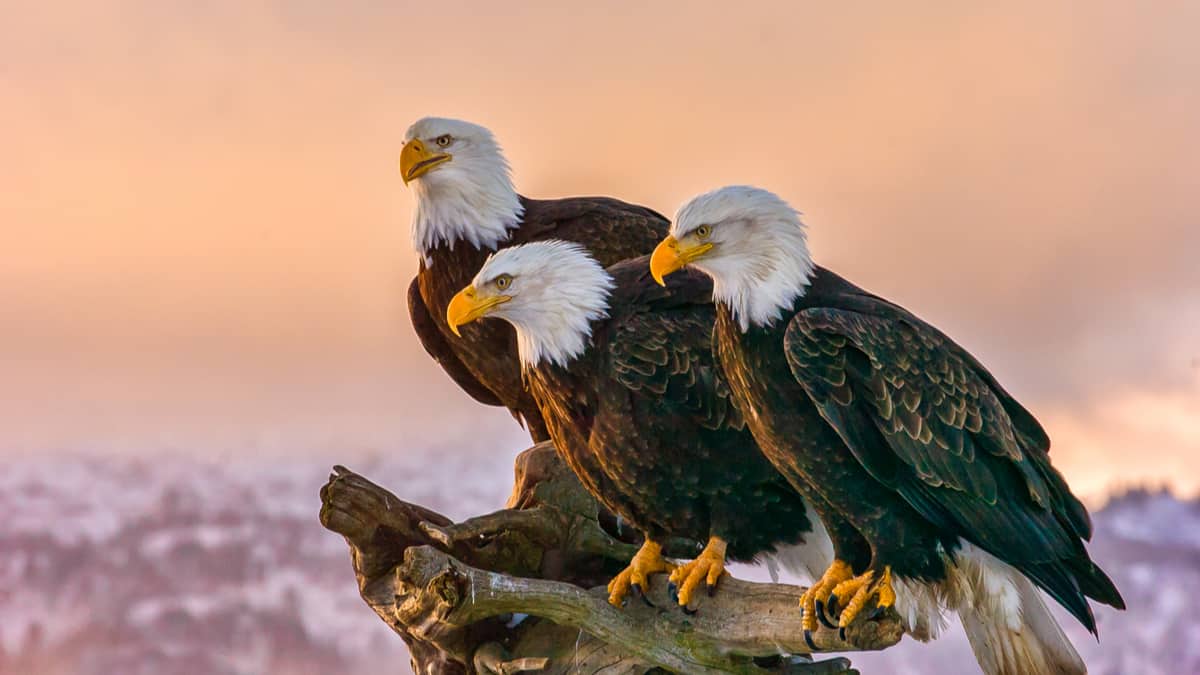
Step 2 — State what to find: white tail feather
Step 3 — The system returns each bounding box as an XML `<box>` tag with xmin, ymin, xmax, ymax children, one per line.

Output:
<box><xmin>761</xmin><ymin>498</ymin><xmax>834</xmax><ymax>584</ymax></box>
<box><xmin>893</xmin><ymin>575</ymin><xmax>948</xmax><ymax>642</ymax></box>
<box><xmin>762</xmin><ymin>523</ymin><xmax>1087</xmax><ymax>675</ymax></box>
<box><xmin>952</xmin><ymin>543</ymin><xmax>1086</xmax><ymax>675</ymax></box>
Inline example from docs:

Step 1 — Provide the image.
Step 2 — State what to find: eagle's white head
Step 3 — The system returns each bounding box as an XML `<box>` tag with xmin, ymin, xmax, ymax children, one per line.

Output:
<box><xmin>400</xmin><ymin>116</ymin><xmax>523</xmax><ymax>257</ymax></box>
<box><xmin>444</xmin><ymin>240</ymin><xmax>613</xmax><ymax>369</ymax></box>
<box><xmin>650</xmin><ymin>185</ymin><xmax>814</xmax><ymax>331</ymax></box>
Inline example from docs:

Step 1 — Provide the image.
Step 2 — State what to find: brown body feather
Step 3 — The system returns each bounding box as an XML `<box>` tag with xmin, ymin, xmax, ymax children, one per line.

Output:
<box><xmin>408</xmin><ymin>196</ymin><xmax>669</xmax><ymax>441</ymax></box>
<box><xmin>716</xmin><ymin>266</ymin><xmax>1123</xmax><ymax>632</ymax></box>
<box><xmin>527</xmin><ymin>260</ymin><xmax>815</xmax><ymax>559</ymax></box>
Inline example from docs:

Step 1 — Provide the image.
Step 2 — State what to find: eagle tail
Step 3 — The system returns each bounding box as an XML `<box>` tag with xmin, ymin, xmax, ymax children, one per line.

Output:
<box><xmin>954</xmin><ymin>544</ymin><xmax>1087</xmax><ymax>675</ymax></box>
<box><xmin>761</xmin><ymin>499</ymin><xmax>835</xmax><ymax>584</ymax></box>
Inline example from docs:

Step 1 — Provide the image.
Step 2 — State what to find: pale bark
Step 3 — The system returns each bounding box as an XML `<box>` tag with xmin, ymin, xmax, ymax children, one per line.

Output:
<box><xmin>319</xmin><ymin>443</ymin><xmax>903</xmax><ymax>674</ymax></box>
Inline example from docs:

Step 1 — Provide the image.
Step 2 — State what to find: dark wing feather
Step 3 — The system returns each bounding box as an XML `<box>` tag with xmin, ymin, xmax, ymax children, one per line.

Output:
<box><xmin>783</xmin><ymin>306</ymin><xmax>1121</xmax><ymax>629</ymax></box>
<box><xmin>591</xmin><ymin>266</ymin><xmax>769</xmax><ymax>544</ymax></box>
<box><xmin>605</xmin><ymin>265</ymin><xmax>742</xmax><ymax>433</ymax></box>
<box><xmin>407</xmin><ymin>277</ymin><xmax>503</xmax><ymax>407</ymax></box>
<box><xmin>513</xmin><ymin>197</ymin><xmax>669</xmax><ymax>267</ymax></box>
<box><xmin>608</xmin><ymin>307</ymin><xmax>743</xmax><ymax>433</ymax></box>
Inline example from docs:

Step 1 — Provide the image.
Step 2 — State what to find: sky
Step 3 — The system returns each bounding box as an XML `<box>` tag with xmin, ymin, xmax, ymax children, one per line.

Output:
<box><xmin>2</xmin><ymin>1</ymin><xmax>1198</xmax><ymax>498</ymax></box>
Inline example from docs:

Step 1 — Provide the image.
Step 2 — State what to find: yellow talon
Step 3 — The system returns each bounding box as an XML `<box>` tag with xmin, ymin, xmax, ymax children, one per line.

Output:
<box><xmin>607</xmin><ymin>540</ymin><xmax>675</xmax><ymax>607</ymax></box>
<box><xmin>876</xmin><ymin>566</ymin><xmax>896</xmax><ymax>609</ymax></box>
<box><xmin>833</xmin><ymin>565</ymin><xmax>896</xmax><ymax>628</ymax></box>
<box><xmin>668</xmin><ymin>536</ymin><xmax>728</xmax><ymax>607</ymax></box>
<box><xmin>799</xmin><ymin>559</ymin><xmax>855</xmax><ymax>631</ymax></box>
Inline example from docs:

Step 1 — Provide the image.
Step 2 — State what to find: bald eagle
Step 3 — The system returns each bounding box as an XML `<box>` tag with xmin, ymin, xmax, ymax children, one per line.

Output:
<box><xmin>444</xmin><ymin>241</ymin><xmax>832</xmax><ymax>607</ymax></box>
<box><xmin>651</xmin><ymin>186</ymin><xmax>1123</xmax><ymax>675</ymax></box>
<box><xmin>401</xmin><ymin>117</ymin><xmax>668</xmax><ymax>442</ymax></box>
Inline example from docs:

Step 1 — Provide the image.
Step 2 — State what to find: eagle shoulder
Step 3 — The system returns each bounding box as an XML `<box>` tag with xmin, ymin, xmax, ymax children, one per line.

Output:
<box><xmin>603</xmin><ymin>267</ymin><xmax>742</xmax><ymax>433</ymax></box>
<box><xmin>513</xmin><ymin>196</ymin><xmax>669</xmax><ymax>266</ymax></box>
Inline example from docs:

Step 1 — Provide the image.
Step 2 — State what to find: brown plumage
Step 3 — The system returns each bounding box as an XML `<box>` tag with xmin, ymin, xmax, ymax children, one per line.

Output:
<box><xmin>444</xmin><ymin>242</ymin><xmax>828</xmax><ymax>608</ymax></box>
<box><xmin>409</xmin><ymin>196</ymin><xmax>668</xmax><ymax>441</ymax></box>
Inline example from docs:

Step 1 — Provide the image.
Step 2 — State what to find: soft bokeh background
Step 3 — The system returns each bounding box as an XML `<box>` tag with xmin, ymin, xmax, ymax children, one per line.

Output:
<box><xmin>2</xmin><ymin>2</ymin><xmax>1199</xmax><ymax>674</ymax></box>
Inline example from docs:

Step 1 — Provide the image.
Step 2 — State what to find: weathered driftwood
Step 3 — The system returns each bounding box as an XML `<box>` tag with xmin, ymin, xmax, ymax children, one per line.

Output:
<box><xmin>319</xmin><ymin>443</ymin><xmax>903</xmax><ymax>674</ymax></box>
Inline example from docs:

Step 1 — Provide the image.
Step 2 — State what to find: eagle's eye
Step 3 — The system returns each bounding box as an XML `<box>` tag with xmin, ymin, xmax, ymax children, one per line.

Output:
<box><xmin>435</xmin><ymin>134</ymin><xmax>452</xmax><ymax>148</ymax></box>
<box><xmin>695</xmin><ymin>225</ymin><xmax>712</xmax><ymax>239</ymax></box>
<box><xmin>494</xmin><ymin>274</ymin><xmax>513</xmax><ymax>290</ymax></box>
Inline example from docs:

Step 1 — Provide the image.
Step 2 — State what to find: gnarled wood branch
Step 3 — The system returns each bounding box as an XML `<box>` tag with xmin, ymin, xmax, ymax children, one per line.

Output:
<box><xmin>319</xmin><ymin>443</ymin><xmax>903</xmax><ymax>674</ymax></box>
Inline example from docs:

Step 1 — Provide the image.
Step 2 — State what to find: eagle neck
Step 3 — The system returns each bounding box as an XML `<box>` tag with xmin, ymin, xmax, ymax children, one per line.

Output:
<box><xmin>713</xmin><ymin>259</ymin><xmax>813</xmax><ymax>333</ymax></box>
<box><xmin>704</xmin><ymin>215</ymin><xmax>814</xmax><ymax>332</ymax></box>
<box><xmin>411</xmin><ymin>180</ymin><xmax>523</xmax><ymax>264</ymax></box>
<box><xmin>508</xmin><ymin>271</ymin><xmax>613</xmax><ymax>372</ymax></box>
<box><xmin>421</xmin><ymin>241</ymin><xmax>495</xmax><ymax>316</ymax></box>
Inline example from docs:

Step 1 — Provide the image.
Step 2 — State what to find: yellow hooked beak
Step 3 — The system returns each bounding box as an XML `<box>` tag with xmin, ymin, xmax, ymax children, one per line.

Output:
<box><xmin>400</xmin><ymin>139</ymin><xmax>451</xmax><ymax>184</ymax></box>
<box><xmin>649</xmin><ymin>236</ymin><xmax>713</xmax><ymax>286</ymax></box>
<box><xmin>446</xmin><ymin>286</ymin><xmax>512</xmax><ymax>337</ymax></box>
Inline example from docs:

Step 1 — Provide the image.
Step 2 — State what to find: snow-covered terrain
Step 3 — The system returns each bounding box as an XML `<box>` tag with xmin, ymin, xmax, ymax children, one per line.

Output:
<box><xmin>0</xmin><ymin>452</ymin><xmax>1192</xmax><ymax>674</ymax></box>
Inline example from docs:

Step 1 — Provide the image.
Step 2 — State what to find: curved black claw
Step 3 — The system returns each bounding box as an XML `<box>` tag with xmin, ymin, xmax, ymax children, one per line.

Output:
<box><xmin>838</xmin><ymin>627</ymin><xmax>846</xmax><ymax>642</ymax></box>
<box><xmin>866</xmin><ymin>604</ymin><xmax>886</xmax><ymax>621</ymax></box>
<box><xmin>629</xmin><ymin>582</ymin><xmax>656</xmax><ymax>608</ymax></box>
<box><xmin>815</xmin><ymin>598</ymin><xmax>839</xmax><ymax>629</ymax></box>
<box><xmin>682</xmin><ymin>604</ymin><xmax>698</xmax><ymax>616</ymax></box>
<box><xmin>667</xmin><ymin>581</ymin><xmax>679</xmax><ymax>604</ymax></box>
<box><xmin>803</xmin><ymin>629</ymin><xmax>820</xmax><ymax>652</ymax></box>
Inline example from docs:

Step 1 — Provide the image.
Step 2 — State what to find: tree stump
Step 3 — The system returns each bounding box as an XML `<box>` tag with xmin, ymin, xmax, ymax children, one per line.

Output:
<box><xmin>319</xmin><ymin>442</ymin><xmax>903</xmax><ymax>674</ymax></box>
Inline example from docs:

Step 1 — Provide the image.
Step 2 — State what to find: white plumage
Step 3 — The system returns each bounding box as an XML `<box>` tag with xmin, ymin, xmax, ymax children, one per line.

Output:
<box><xmin>404</xmin><ymin>117</ymin><xmax>524</xmax><ymax>257</ymax></box>
<box><xmin>671</xmin><ymin>185</ymin><xmax>816</xmax><ymax>331</ymax></box>
<box><xmin>469</xmin><ymin>241</ymin><xmax>614</xmax><ymax>369</ymax></box>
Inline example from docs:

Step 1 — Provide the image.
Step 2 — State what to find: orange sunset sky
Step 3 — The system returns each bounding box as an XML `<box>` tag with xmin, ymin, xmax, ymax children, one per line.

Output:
<box><xmin>2</xmin><ymin>2</ymin><xmax>1198</xmax><ymax>498</ymax></box>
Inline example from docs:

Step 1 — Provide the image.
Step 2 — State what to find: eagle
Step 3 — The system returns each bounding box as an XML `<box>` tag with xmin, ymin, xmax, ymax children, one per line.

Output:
<box><xmin>444</xmin><ymin>241</ymin><xmax>833</xmax><ymax>607</ymax></box>
<box><xmin>400</xmin><ymin>117</ymin><xmax>669</xmax><ymax>442</ymax></box>
<box><xmin>650</xmin><ymin>186</ymin><xmax>1124</xmax><ymax>675</ymax></box>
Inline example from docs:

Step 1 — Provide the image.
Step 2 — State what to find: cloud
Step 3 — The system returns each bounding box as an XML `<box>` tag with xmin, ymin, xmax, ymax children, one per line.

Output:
<box><xmin>0</xmin><ymin>1</ymin><xmax>1197</xmax><ymax>499</ymax></box>
<box><xmin>1043</xmin><ymin>373</ymin><xmax>1200</xmax><ymax>500</ymax></box>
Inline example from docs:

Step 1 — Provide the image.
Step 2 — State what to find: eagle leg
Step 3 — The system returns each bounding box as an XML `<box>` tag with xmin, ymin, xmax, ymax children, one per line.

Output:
<box><xmin>829</xmin><ymin>565</ymin><xmax>895</xmax><ymax>628</ymax></box>
<box><xmin>668</xmin><ymin>535</ymin><xmax>729</xmax><ymax>607</ymax></box>
<box><xmin>606</xmin><ymin>539</ymin><xmax>676</xmax><ymax>607</ymax></box>
<box><xmin>799</xmin><ymin>559</ymin><xmax>856</xmax><ymax>631</ymax></box>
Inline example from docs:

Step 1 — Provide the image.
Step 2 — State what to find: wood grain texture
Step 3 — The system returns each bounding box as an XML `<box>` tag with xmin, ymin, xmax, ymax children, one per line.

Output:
<box><xmin>319</xmin><ymin>443</ymin><xmax>902</xmax><ymax>674</ymax></box>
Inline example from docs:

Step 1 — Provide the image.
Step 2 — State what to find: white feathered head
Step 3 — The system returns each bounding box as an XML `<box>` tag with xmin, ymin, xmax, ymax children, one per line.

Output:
<box><xmin>400</xmin><ymin>117</ymin><xmax>523</xmax><ymax>256</ymax></box>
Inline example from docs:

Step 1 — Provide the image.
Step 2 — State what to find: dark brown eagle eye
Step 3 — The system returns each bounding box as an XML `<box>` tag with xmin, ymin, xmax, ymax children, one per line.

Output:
<box><xmin>696</xmin><ymin>225</ymin><xmax>712</xmax><ymax>239</ymax></box>
<box><xmin>495</xmin><ymin>274</ymin><xmax>512</xmax><ymax>290</ymax></box>
<box><xmin>435</xmin><ymin>134</ymin><xmax>452</xmax><ymax>147</ymax></box>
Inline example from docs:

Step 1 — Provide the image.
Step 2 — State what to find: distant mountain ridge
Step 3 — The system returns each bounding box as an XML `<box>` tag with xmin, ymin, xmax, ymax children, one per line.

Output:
<box><xmin>1</xmin><ymin>454</ymin><xmax>1192</xmax><ymax>675</ymax></box>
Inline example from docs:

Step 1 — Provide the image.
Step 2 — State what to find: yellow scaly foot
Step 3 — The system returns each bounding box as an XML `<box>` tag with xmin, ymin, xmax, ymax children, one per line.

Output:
<box><xmin>607</xmin><ymin>539</ymin><xmax>675</xmax><ymax>607</ymax></box>
<box><xmin>668</xmin><ymin>536</ymin><xmax>728</xmax><ymax>606</ymax></box>
<box><xmin>799</xmin><ymin>559</ymin><xmax>856</xmax><ymax>631</ymax></box>
<box><xmin>831</xmin><ymin>565</ymin><xmax>895</xmax><ymax>628</ymax></box>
